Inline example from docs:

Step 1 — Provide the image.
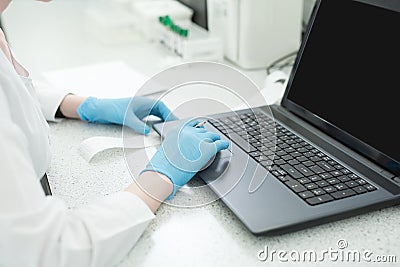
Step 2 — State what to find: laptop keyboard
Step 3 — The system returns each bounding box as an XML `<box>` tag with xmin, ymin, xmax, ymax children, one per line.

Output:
<box><xmin>208</xmin><ymin>111</ymin><xmax>377</xmax><ymax>206</ymax></box>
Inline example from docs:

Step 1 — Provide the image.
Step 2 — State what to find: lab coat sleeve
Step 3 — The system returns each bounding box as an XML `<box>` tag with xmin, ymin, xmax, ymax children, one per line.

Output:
<box><xmin>32</xmin><ymin>79</ymin><xmax>70</xmax><ymax>122</ymax></box>
<box><xmin>0</xmin><ymin>89</ymin><xmax>155</xmax><ymax>267</ymax></box>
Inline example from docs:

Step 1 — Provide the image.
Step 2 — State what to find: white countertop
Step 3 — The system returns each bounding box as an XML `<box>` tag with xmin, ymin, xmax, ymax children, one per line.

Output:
<box><xmin>3</xmin><ymin>1</ymin><xmax>399</xmax><ymax>266</ymax></box>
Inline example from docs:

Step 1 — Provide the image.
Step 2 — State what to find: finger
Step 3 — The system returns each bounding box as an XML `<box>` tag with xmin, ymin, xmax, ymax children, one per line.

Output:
<box><xmin>200</xmin><ymin>132</ymin><xmax>221</xmax><ymax>141</ymax></box>
<box><xmin>214</xmin><ymin>140</ymin><xmax>230</xmax><ymax>152</ymax></box>
<box><xmin>152</xmin><ymin>101</ymin><xmax>179</xmax><ymax>122</ymax></box>
<box><xmin>124</xmin><ymin>115</ymin><xmax>150</xmax><ymax>135</ymax></box>
<box><xmin>184</xmin><ymin>119</ymin><xmax>201</xmax><ymax>127</ymax></box>
<box><xmin>194</xmin><ymin>128</ymin><xmax>208</xmax><ymax>133</ymax></box>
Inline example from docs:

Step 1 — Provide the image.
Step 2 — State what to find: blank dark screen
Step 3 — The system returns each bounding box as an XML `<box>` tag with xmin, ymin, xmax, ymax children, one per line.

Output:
<box><xmin>287</xmin><ymin>0</ymin><xmax>400</xmax><ymax>163</ymax></box>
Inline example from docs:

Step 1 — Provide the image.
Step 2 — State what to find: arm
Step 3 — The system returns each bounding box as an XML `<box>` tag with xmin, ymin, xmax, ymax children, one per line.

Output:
<box><xmin>125</xmin><ymin>171</ymin><xmax>173</xmax><ymax>213</ymax></box>
<box><xmin>59</xmin><ymin>94</ymin><xmax>86</xmax><ymax>119</ymax></box>
<box><xmin>34</xmin><ymin>79</ymin><xmax>177</xmax><ymax>134</ymax></box>
<box><xmin>0</xmin><ymin>88</ymin><xmax>167</xmax><ymax>267</ymax></box>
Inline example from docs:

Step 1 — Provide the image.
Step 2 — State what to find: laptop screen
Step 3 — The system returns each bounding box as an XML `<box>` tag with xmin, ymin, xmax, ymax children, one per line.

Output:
<box><xmin>282</xmin><ymin>0</ymin><xmax>400</xmax><ymax>175</ymax></box>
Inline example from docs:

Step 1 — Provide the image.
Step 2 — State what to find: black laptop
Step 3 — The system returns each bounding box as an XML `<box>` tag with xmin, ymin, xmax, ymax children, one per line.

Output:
<box><xmin>154</xmin><ymin>0</ymin><xmax>400</xmax><ymax>234</ymax></box>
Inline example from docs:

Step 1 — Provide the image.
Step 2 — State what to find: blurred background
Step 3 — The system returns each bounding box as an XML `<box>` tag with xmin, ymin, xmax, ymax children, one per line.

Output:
<box><xmin>0</xmin><ymin>0</ymin><xmax>316</xmax><ymax>108</ymax></box>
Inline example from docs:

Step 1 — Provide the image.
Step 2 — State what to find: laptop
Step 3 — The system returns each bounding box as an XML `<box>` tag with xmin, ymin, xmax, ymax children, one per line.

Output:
<box><xmin>153</xmin><ymin>0</ymin><xmax>400</xmax><ymax>234</ymax></box>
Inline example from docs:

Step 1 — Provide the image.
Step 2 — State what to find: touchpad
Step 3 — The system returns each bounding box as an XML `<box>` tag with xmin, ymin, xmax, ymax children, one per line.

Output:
<box><xmin>199</xmin><ymin>149</ymin><xmax>232</xmax><ymax>181</ymax></box>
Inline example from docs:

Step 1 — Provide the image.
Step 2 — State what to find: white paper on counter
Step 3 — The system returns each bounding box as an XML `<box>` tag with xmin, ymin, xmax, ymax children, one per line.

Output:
<box><xmin>79</xmin><ymin>133</ymin><xmax>161</xmax><ymax>162</ymax></box>
<box><xmin>43</xmin><ymin>61</ymin><xmax>163</xmax><ymax>98</ymax></box>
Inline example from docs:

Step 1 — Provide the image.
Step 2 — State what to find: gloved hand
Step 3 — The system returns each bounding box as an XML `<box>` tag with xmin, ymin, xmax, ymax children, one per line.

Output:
<box><xmin>77</xmin><ymin>96</ymin><xmax>178</xmax><ymax>135</ymax></box>
<box><xmin>141</xmin><ymin>120</ymin><xmax>230</xmax><ymax>200</ymax></box>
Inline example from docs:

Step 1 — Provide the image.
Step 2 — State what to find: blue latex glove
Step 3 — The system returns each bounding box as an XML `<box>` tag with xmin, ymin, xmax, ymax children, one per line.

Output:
<box><xmin>77</xmin><ymin>96</ymin><xmax>178</xmax><ymax>135</ymax></box>
<box><xmin>141</xmin><ymin>120</ymin><xmax>230</xmax><ymax>200</ymax></box>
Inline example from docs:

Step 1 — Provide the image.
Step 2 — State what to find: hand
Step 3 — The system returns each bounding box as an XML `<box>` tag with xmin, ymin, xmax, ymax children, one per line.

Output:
<box><xmin>77</xmin><ymin>96</ymin><xmax>178</xmax><ymax>134</ymax></box>
<box><xmin>141</xmin><ymin>120</ymin><xmax>230</xmax><ymax>200</ymax></box>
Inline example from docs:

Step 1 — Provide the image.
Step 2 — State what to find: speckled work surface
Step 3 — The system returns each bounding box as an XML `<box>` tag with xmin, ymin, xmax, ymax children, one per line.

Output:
<box><xmin>48</xmin><ymin>120</ymin><xmax>400</xmax><ymax>267</ymax></box>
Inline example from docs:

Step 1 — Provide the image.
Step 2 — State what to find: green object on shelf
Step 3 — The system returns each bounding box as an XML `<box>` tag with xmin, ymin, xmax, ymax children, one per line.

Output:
<box><xmin>165</xmin><ymin>15</ymin><xmax>172</xmax><ymax>26</ymax></box>
<box><xmin>159</xmin><ymin>15</ymin><xmax>189</xmax><ymax>37</ymax></box>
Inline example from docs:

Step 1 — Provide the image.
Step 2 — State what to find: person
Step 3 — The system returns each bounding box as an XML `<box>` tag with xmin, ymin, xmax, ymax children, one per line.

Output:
<box><xmin>0</xmin><ymin>0</ymin><xmax>230</xmax><ymax>266</ymax></box>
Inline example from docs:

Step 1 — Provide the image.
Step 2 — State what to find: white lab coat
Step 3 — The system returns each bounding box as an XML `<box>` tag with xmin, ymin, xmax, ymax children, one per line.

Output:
<box><xmin>0</xmin><ymin>47</ymin><xmax>155</xmax><ymax>266</ymax></box>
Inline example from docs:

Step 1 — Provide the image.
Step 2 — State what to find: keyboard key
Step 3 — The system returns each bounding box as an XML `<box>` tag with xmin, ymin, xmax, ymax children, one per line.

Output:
<box><xmin>305</xmin><ymin>183</ymin><xmax>318</xmax><ymax>190</ymax></box>
<box><xmin>320</xmin><ymin>173</ymin><xmax>332</xmax><ymax>179</ymax></box>
<box><xmin>281</xmin><ymin>155</ymin><xmax>293</xmax><ymax>161</ymax></box>
<box><xmin>236</xmin><ymin>130</ymin><xmax>248</xmax><ymax>137</ymax></box>
<box><xmin>285</xmin><ymin>147</ymin><xmax>296</xmax><ymax>153</ymax></box>
<box><xmin>252</xmin><ymin>141</ymin><xmax>263</xmax><ymax>147</ymax></box>
<box><xmin>309</xmin><ymin>165</ymin><xmax>325</xmax><ymax>174</ymax></box>
<box><xmin>310</xmin><ymin>156</ymin><xmax>322</xmax><ymax>162</ymax></box>
<box><xmin>304</xmin><ymin>152</ymin><xmax>315</xmax><ymax>158</ymax></box>
<box><xmin>259</xmin><ymin>146</ymin><xmax>272</xmax><ymax>151</ymax></box>
<box><xmin>255</xmin><ymin>155</ymin><xmax>271</xmax><ymax>162</ymax></box>
<box><xmin>279</xmin><ymin>143</ymin><xmax>290</xmax><ymax>149</ymax></box>
<box><xmin>312</xmin><ymin>189</ymin><xmax>325</xmax><ymax>196</ymax></box>
<box><xmin>327</xmin><ymin>178</ymin><xmax>340</xmax><ymax>185</ymax></box>
<box><xmin>290</xmin><ymin>152</ymin><xmax>301</xmax><ymax>158</ymax></box>
<box><xmin>274</xmin><ymin>159</ymin><xmax>286</xmax><ymax>165</ymax></box>
<box><xmin>299</xmin><ymin>191</ymin><xmax>314</xmax><ymax>199</ymax></box>
<box><xmin>296</xmin><ymin>156</ymin><xmax>308</xmax><ymax>162</ymax></box>
<box><xmin>262</xmin><ymin>150</ymin><xmax>274</xmax><ymax>156</ymax></box>
<box><xmin>285</xmin><ymin>180</ymin><xmax>307</xmax><ymax>193</ymax></box>
<box><xmin>294</xmin><ymin>164</ymin><xmax>314</xmax><ymax>176</ymax></box>
<box><xmin>297</xmin><ymin>148</ymin><xmax>308</xmax><ymax>153</ymax></box>
<box><xmin>250</xmin><ymin>151</ymin><xmax>262</xmax><ymax>158</ymax></box>
<box><xmin>341</xmin><ymin>168</ymin><xmax>351</xmax><ymax>174</ymax></box>
<box><xmin>323</xmin><ymin>186</ymin><xmax>337</xmax><ymax>193</ymax></box>
<box><xmin>273</xmin><ymin>167</ymin><xmax>287</xmax><ymax>176</ymax></box>
<box><xmin>328</xmin><ymin>160</ymin><xmax>337</xmax><ymax>166</ymax></box>
<box><xmin>306</xmin><ymin>194</ymin><xmax>333</xmax><ymax>205</ymax></box>
<box><xmin>330</xmin><ymin>171</ymin><xmax>342</xmax><ymax>177</ymax></box>
<box><xmin>227</xmin><ymin>115</ymin><xmax>240</xmax><ymax>122</ymax></box>
<box><xmin>310</xmin><ymin>175</ymin><xmax>321</xmax><ymax>182</ymax></box>
<box><xmin>276</xmin><ymin>151</ymin><xmax>287</xmax><ymax>156</ymax></box>
<box><xmin>281</xmin><ymin>164</ymin><xmax>304</xmax><ymax>179</ymax></box>
<box><xmin>272</xmin><ymin>170</ymin><xmax>281</xmax><ymax>176</ymax></box>
<box><xmin>277</xmin><ymin>175</ymin><xmax>290</xmax><ymax>182</ymax></box>
<box><xmin>353</xmin><ymin>186</ymin><xmax>367</xmax><ymax>194</ymax></box>
<box><xmin>292</xmin><ymin>143</ymin><xmax>302</xmax><ymax>149</ymax></box>
<box><xmin>303</xmin><ymin>160</ymin><xmax>314</xmax><ymax>167</ymax></box>
<box><xmin>331</xmin><ymin>189</ymin><xmax>356</xmax><ymax>199</ymax></box>
<box><xmin>317</xmin><ymin>161</ymin><xmax>335</xmax><ymax>171</ymax></box>
<box><xmin>288</xmin><ymin>159</ymin><xmax>300</xmax><ymax>165</ymax></box>
<box><xmin>334</xmin><ymin>183</ymin><xmax>348</xmax><ymax>190</ymax></box>
<box><xmin>220</xmin><ymin>118</ymin><xmax>232</xmax><ymax>125</ymax></box>
<box><xmin>316</xmin><ymin>180</ymin><xmax>329</xmax><ymax>187</ymax></box>
<box><xmin>348</xmin><ymin>174</ymin><xmax>359</xmax><ymax>180</ymax></box>
<box><xmin>249</xmin><ymin>131</ymin><xmax>261</xmax><ymax>137</ymax></box>
<box><xmin>364</xmin><ymin>184</ymin><xmax>377</xmax><ymax>191</ymax></box>
<box><xmin>345</xmin><ymin>181</ymin><xmax>358</xmax><ymax>188</ymax></box>
<box><xmin>260</xmin><ymin>160</ymin><xmax>274</xmax><ymax>168</ymax></box>
<box><xmin>338</xmin><ymin>175</ymin><xmax>351</xmax><ymax>182</ymax></box>
<box><xmin>334</xmin><ymin>164</ymin><xmax>344</xmax><ymax>169</ymax></box>
<box><xmin>356</xmin><ymin>179</ymin><xmax>367</xmax><ymax>185</ymax></box>
<box><xmin>298</xmin><ymin>178</ymin><xmax>311</xmax><ymax>184</ymax></box>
